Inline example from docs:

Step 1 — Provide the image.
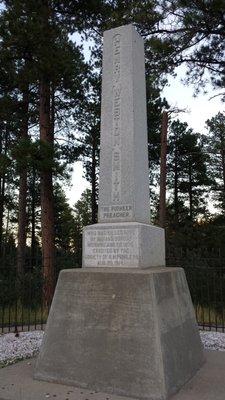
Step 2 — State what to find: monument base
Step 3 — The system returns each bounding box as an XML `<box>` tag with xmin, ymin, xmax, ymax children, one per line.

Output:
<box><xmin>34</xmin><ymin>267</ymin><xmax>204</xmax><ymax>400</ymax></box>
<box><xmin>83</xmin><ymin>222</ymin><xmax>165</xmax><ymax>268</ymax></box>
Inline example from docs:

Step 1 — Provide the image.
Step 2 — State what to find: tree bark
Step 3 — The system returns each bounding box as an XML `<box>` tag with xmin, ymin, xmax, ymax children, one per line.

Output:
<box><xmin>159</xmin><ymin>111</ymin><xmax>168</xmax><ymax>228</ymax></box>
<box><xmin>0</xmin><ymin>174</ymin><xmax>5</xmax><ymax>255</ymax></box>
<box><xmin>0</xmin><ymin>126</ymin><xmax>8</xmax><ymax>255</ymax></box>
<box><xmin>31</xmin><ymin>167</ymin><xmax>37</xmax><ymax>261</ymax></box>
<box><xmin>188</xmin><ymin>158</ymin><xmax>193</xmax><ymax>221</ymax></box>
<box><xmin>39</xmin><ymin>77</ymin><xmax>55</xmax><ymax>306</ymax></box>
<box><xmin>17</xmin><ymin>88</ymin><xmax>29</xmax><ymax>274</ymax></box>
<box><xmin>174</xmin><ymin>145</ymin><xmax>179</xmax><ymax>225</ymax></box>
<box><xmin>220</xmin><ymin>147</ymin><xmax>225</xmax><ymax>213</ymax></box>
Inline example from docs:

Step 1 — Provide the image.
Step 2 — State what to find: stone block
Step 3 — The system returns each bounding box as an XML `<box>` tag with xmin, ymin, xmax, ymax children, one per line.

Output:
<box><xmin>35</xmin><ymin>268</ymin><xmax>204</xmax><ymax>400</ymax></box>
<box><xmin>83</xmin><ymin>222</ymin><xmax>165</xmax><ymax>268</ymax></box>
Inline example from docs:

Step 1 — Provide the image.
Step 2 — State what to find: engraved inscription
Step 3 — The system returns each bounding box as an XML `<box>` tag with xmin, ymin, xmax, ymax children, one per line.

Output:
<box><xmin>99</xmin><ymin>204</ymin><xmax>133</xmax><ymax>221</ymax></box>
<box><xmin>112</xmin><ymin>34</ymin><xmax>121</xmax><ymax>203</ymax></box>
<box><xmin>85</xmin><ymin>229</ymin><xmax>139</xmax><ymax>266</ymax></box>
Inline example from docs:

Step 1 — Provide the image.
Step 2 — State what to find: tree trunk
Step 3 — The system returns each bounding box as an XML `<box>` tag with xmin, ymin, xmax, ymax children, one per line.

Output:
<box><xmin>174</xmin><ymin>145</ymin><xmax>179</xmax><ymax>225</ymax></box>
<box><xmin>0</xmin><ymin>126</ymin><xmax>8</xmax><ymax>255</ymax></box>
<box><xmin>31</xmin><ymin>167</ymin><xmax>36</xmax><ymax>262</ymax></box>
<box><xmin>159</xmin><ymin>111</ymin><xmax>168</xmax><ymax>228</ymax></box>
<box><xmin>91</xmin><ymin>131</ymin><xmax>98</xmax><ymax>224</ymax></box>
<box><xmin>17</xmin><ymin>88</ymin><xmax>29</xmax><ymax>274</ymax></box>
<box><xmin>188</xmin><ymin>158</ymin><xmax>193</xmax><ymax>221</ymax></box>
<box><xmin>0</xmin><ymin>174</ymin><xmax>5</xmax><ymax>255</ymax></box>
<box><xmin>2</xmin><ymin>208</ymin><xmax>10</xmax><ymax>260</ymax></box>
<box><xmin>39</xmin><ymin>77</ymin><xmax>55</xmax><ymax>306</ymax></box>
<box><xmin>221</xmin><ymin>147</ymin><xmax>225</xmax><ymax>213</ymax></box>
<box><xmin>0</xmin><ymin>131</ymin><xmax>2</xmax><ymax>252</ymax></box>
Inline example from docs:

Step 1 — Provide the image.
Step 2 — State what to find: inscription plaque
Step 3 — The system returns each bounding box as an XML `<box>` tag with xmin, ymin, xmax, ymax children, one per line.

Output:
<box><xmin>85</xmin><ymin>228</ymin><xmax>139</xmax><ymax>267</ymax></box>
<box><xmin>99</xmin><ymin>204</ymin><xmax>133</xmax><ymax>221</ymax></box>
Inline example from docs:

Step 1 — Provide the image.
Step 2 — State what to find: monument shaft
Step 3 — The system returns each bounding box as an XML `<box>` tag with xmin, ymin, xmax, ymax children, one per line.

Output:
<box><xmin>83</xmin><ymin>24</ymin><xmax>165</xmax><ymax>268</ymax></box>
<box><xmin>99</xmin><ymin>25</ymin><xmax>150</xmax><ymax>224</ymax></box>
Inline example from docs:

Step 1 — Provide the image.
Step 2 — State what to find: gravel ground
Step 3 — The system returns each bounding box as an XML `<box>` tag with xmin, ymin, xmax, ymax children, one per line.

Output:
<box><xmin>0</xmin><ymin>330</ymin><xmax>44</xmax><ymax>367</ymax></box>
<box><xmin>200</xmin><ymin>331</ymin><xmax>225</xmax><ymax>352</ymax></box>
<box><xmin>0</xmin><ymin>330</ymin><xmax>225</xmax><ymax>368</ymax></box>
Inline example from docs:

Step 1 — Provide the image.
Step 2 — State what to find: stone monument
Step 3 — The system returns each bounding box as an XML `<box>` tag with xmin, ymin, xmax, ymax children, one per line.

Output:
<box><xmin>35</xmin><ymin>25</ymin><xmax>204</xmax><ymax>400</ymax></box>
<box><xmin>83</xmin><ymin>24</ymin><xmax>164</xmax><ymax>269</ymax></box>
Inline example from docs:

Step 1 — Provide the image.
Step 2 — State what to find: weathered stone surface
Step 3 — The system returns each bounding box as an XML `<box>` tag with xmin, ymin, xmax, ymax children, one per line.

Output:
<box><xmin>83</xmin><ymin>222</ymin><xmax>165</xmax><ymax>268</ymax></box>
<box><xmin>98</xmin><ymin>24</ymin><xmax>149</xmax><ymax>224</ymax></box>
<box><xmin>82</xmin><ymin>24</ymin><xmax>165</xmax><ymax>269</ymax></box>
<box><xmin>35</xmin><ymin>268</ymin><xmax>204</xmax><ymax>400</ymax></box>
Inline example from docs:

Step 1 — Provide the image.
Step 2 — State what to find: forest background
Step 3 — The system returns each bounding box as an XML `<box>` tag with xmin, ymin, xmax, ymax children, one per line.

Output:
<box><xmin>1</xmin><ymin>0</ymin><xmax>225</xmax><ymax>306</ymax></box>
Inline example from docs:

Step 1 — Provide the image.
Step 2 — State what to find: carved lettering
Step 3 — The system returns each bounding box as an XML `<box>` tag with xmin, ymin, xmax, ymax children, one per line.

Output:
<box><xmin>99</xmin><ymin>204</ymin><xmax>133</xmax><ymax>221</ymax></box>
<box><xmin>112</xmin><ymin>34</ymin><xmax>122</xmax><ymax>203</ymax></box>
<box><xmin>85</xmin><ymin>228</ymin><xmax>139</xmax><ymax>266</ymax></box>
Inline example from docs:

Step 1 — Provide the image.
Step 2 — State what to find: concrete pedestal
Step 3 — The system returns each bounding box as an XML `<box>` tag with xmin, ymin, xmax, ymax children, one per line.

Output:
<box><xmin>35</xmin><ymin>268</ymin><xmax>204</xmax><ymax>400</ymax></box>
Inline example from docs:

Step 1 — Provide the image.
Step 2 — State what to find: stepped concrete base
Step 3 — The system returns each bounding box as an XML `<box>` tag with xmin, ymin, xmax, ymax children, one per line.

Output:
<box><xmin>83</xmin><ymin>222</ymin><xmax>165</xmax><ymax>268</ymax></box>
<box><xmin>34</xmin><ymin>268</ymin><xmax>204</xmax><ymax>400</ymax></box>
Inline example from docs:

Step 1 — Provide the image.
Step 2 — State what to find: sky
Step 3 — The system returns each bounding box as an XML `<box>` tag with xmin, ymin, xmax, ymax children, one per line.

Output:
<box><xmin>163</xmin><ymin>65</ymin><xmax>224</xmax><ymax>133</ymax></box>
<box><xmin>65</xmin><ymin>45</ymin><xmax>224</xmax><ymax>208</ymax></box>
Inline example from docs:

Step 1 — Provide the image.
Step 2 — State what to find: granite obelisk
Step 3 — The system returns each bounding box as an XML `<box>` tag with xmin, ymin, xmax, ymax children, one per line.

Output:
<box><xmin>98</xmin><ymin>25</ymin><xmax>150</xmax><ymax>223</ymax></box>
<box><xmin>83</xmin><ymin>25</ymin><xmax>165</xmax><ymax>269</ymax></box>
<box><xmin>35</xmin><ymin>25</ymin><xmax>204</xmax><ymax>400</ymax></box>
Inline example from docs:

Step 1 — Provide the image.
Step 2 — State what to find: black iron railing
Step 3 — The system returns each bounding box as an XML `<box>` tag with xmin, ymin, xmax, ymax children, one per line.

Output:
<box><xmin>1</xmin><ymin>253</ymin><xmax>225</xmax><ymax>333</ymax></box>
<box><xmin>0</xmin><ymin>254</ymin><xmax>81</xmax><ymax>333</ymax></box>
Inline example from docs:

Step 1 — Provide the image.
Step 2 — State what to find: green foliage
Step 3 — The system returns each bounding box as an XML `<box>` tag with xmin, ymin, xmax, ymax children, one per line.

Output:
<box><xmin>167</xmin><ymin>119</ymin><xmax>211</xmax><ymax>222</ymax></box>
<box><xmin>72</xmin><ymin>189</ymin><xmax>92</xmax><ymax>263</ymax></box>
<box><xmin>155</xmin><ymin>0</ymin><xmax>225</xmax><ymax>94</ymax></box>
<box><xmin>54</xmin><ymin>184</ymin><xmax>75</xmax><ymax>253</ymax></box>
<box><xmin>205</xmin><ymin>112</ymin><xmax>225</xmax><ymax>212</ymax></box>
<box><xmin>74</xmin><ymin>189</ymin><xmax>92</xmax><ymax>228</ymax></box>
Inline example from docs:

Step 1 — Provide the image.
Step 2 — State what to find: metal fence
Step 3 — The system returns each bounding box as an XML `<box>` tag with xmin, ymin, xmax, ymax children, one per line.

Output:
<box><xmin>184</xmin><ymin>266</ymin><xmax>225</xmax><ymax>332</ymax></box>
<box><xmin>0</xmin><ymin>254</ymin><xmax>81</xmax><ymax>334</ymax></box>
<box><xmin>1</xmin><ymin>254</ymin><xmax>225</xmax><ymax>333</ymax></box>
<box><xmin>166</xmin><ymin>247</ymin><xmax>225</xmax><ymax>332</ymax></box>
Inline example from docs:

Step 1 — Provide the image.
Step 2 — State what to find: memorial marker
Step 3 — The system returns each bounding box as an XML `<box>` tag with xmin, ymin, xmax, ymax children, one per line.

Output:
<box><xmin>35</xmin><ymin>24</ymin><xmax>204</xmax><ymax>400</ymax></box>
<box><xmin>83</xmin><ymin>24</ymin><xmax>165</xmax><ymax>268</ymax></box>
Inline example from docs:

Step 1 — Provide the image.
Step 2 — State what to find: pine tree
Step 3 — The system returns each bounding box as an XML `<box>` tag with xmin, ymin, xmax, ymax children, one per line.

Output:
<box><xmin>153</xmin><ymin>1</ymin><xmax>225</xmax><ymax>95</ymax></box>
<box><xmin>167</xmin><ymin>120</ymin><xmax>210</xmax><ymax>224</ymax></box>
<box><xmin>0</xmin><ymin>0</ymin><xmax>89</xmax><ymax>303</ymax></box>
<box><xmin>206</xmin><ymin>112</ymin><xmax>225</xmax><ymax>213</ymax></box>
<box><xmin>76</xmin><ymin>73</ymin><xmax>101</xmax><ymax>224</ymax></box>
<box><xmin>73</xmin><ymin>189</ymin><xmax>92</xmax><ymax>264</ymax></box>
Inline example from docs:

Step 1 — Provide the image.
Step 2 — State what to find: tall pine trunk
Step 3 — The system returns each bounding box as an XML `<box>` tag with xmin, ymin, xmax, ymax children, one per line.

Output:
<box><xmin>0</xmin><ymin>126</ymin><xmax>8</xmax><ymax>254</ymax></box>
<box><xmin>188</xmin><ymin>158</ymin><xmax>193</xmax><ymax>221</ymax></box>
<box><xmin>0</xmin><ymin>174</ymin><xmax>5</xmax><ymax>254</ymax></box>
<box><xmin>221</xmin><ymin>147</ymin><xmax>225</xmax><ymax>213</ymax></box>
<box><xmin>39</xmin><ymin>77</ymin><xmax>55</xmax><ymax>306</ymax></box>
<box><xmin>159</xmin><ymin>111</ymin><xmax>168</xmax><ymax>228</ymax></box>
<box><xmin>17</xmin><ymin>88</ymin><xmax>29</xmax><ymax>274</ymax></box>
<box><xmin>31</xmin><ymin>167</ymin><xmax>37</xmax><ymax>262</ymax></box>
<box><xmin>174</xmin><ymin>145</ymin><xmax>179</xmax><ymax>225</ymax></box>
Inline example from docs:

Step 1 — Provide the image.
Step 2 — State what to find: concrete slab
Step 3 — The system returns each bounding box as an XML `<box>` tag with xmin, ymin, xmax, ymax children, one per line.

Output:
<box><xmin>0</xmin><ymin>351</ymin><xmax>224</xmax><ymax>400</ymax></box>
